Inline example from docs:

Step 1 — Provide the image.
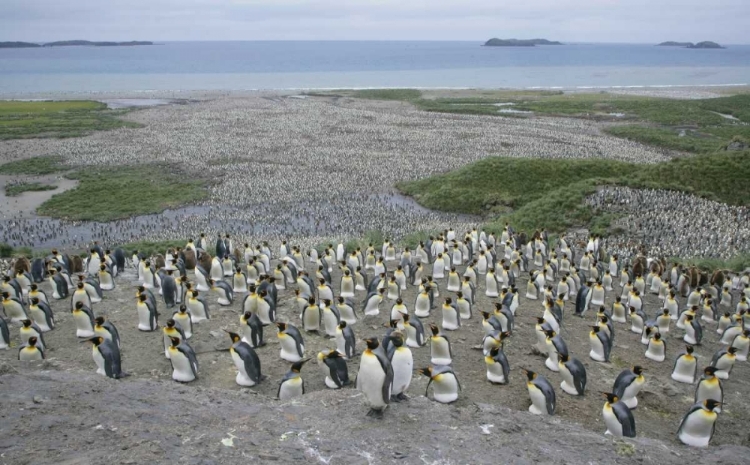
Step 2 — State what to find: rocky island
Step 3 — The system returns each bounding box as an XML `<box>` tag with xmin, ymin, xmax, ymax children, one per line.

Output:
<box><xmin>484</xmin><ymin>38</ymin><xmax>563</xmax><ymax>47</ymax></box>
<box><xmin>0</xmin><ymin>40</ymin><xmax>153</xmax><ymax>48</ymax></box>
<box><xmin>657</xmin><ymin>41</ymin><xmax>725</xmax><ymax>49</ymax></box>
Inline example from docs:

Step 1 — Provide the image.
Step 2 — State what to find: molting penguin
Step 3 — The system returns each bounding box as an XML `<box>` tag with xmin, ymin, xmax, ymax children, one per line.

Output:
<box><xmin>276</xmin><ymin>322</ymin><xmax>305</xmax><ymax>362</ymax></box>
<box><xmin>420</xmin><ymin>365</ymin><xmax>460</xmax><ymax>404</ymax></box>
<box><xmin>18</xmin><ymin>336</ymin><xmax>44</xmax><ymax>361</ymax></box>
<box><xmin>672</xmin><ymin>345</ymin><xmax>699</xmax><ymax>384</ymax></box>
<box><xmin>317</xmin><ymin>349</ymin><xmax>350</xmax><ymax>389</ymax></box>
<box><xmin>558</xmin><ymin>353</ymin><xmax>586</xmax><ymax>396</ymax></box>
<box><xmin>523</xmin><ymin>369</ymin><xmax>556</xmax><ymax>415</ymax></box>
<box><xmin>72</xmin><ymin>301</ymin><xmax>96</xmax><ymax>338</ymax></box>
<box><xmin>168</xmin><ymin>336</ymin><xmax>198</xmax><ymax>382</ymax></box>
<box><xmin>357</xmin><ymin>338</ymin><xmax>393</xmax><ymax>418</ymax></box>
<box><xmin>677</xmin><ymin>399</ymin><xmax>721</xmax><ymax>447</ymax></box>
<box><xmin>602</xmin><ymin>392</ymin><xmax>636</xmax><ymax>438</ymax></box>
<box><xmin>83</xmin><ymin>336</ymin><xmax>124</xmax><ymax>379</ymax></box>
<box><xmin>613</xmin><ymin>366</ymin><xmax>645</xmax><ymax>409</ymax></box>
<box><xmin>226</xmin><ymin>330</ymin><xmax>264</xmax><ymax>387</ymax></box>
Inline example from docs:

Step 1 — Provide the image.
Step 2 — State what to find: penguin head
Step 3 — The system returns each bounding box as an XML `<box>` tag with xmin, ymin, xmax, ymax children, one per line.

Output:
<box><xmin>323</xmin><ymin>299</ymin><xmax>332</xmax><ymax>306</ymax></box>
<box><xmin>444</xmin><ymin>297</ymin><xmax>452</xmax><ymax>305</ymax></box>
<box><xmin>338</xmin><ymin>320</ymin><xmax>347</xmax><ymax>330</ymax></box>
<box><xmin>166</xmin><ymin>319</ymin><xmax>177</xmax><ymax>329</ymax></box>
<box><xmin>544</xmin><ymin>329</ymin><xmax>556</xmax><ymax>339</ymax></box>
<box><xmin>224</xmin><ymin>330</ymin><xmax>241</xmax><ymax>343</ymax></box>
<box><xmin>522</xmin><ymin>369</ymin><xmax>537</xmax><ymax>381</ymax></box>
<box><xmin>308</xmin><ymin>296</ymin><xmax>316</xmax><ymax>305</ymax></box>
<box><xmin>75</xmin><ymin>301</ymin><xmax>84</xmax><ymax>310</ymax></box>
<box><xmin>100</xmin><ymin>264</ymin><xmax>106</xmax><ymax>271</ymax></box>
<box><xmin>391</xmin><ymin>332</ymin><xmax>404</xmax><ymax>347</ymax></box>
<box><xmin>662</xmin><ymin>308</ymin><xmax>669</xmax><ymax>316</ymax></box>
<box><xmin>275</xmin><ymin>322</ymin><xmax>287</xmax><ymax>332</ymax></box>
<box><xmin>94</xmin><ymin>316</ymin><xmax>105</xmax><ymax>326</ymax></box>
<box><xmin>82</xmin><ymin>336</ymin><xmax>104</xmax><ymax>346</ymax></box>
<box><xmin>558</xmin><ymin>353</ymin><xmax>569</xmax><ymax>363</ymax></box>
<box><xmin>76</xmin><ymin>282</ymin><xmax>84</xmax><ymax>289</ymax></box>
<box><xmin>728</xmin><ymin>346</ymin><xmax>738</xmax><ymax>355</ymax></box>
<box><xmin>139</xmin><ymin>294</ymin><xmax>148</xmax><ymax>302</ymax></box>
<box><xmin>179</xmin><ymin>305</ymin><xmax>188</xmax><ymax>314</ymax></box>
<box><xmin>685</xmin><ymin>345</ymin><xmax>695</xmax><ymax>355</ymax></box>
<box><xmin>21</xmin><ymin>319</ymin><xmax>32</xmax><ymax>328</ymax></box>
<box><xmin>704</xmin><ymin>399</ymin><xmax>721</xmax><ymax>412</ymax></box>
<box><xmin>418</xmin><ymin>367</ymin><xmax>433</xmax><ymax>378</ymax></box>
<box><xmin>632</xmin><ymin>366</ymin><xmax>644</xmax><ymax>376</ymax></box>
<box><xmin>27</xmin><ymin>336</ymin><xmax>38</xmax><ymax>347</ymax></box>
<box><xmin>364</xmin><ymin>338</ymin><xmax>380</xmax><ymax>351</ymax></box>
<box><xmin>653</xmin><ymin>332</ymin><xmax>662</xmax><ymax>341</ymax></box>
<box><xmin>169</xmin><ymin>336</ymin><xmax>181</xmax><ymax>347</ymax></box>
<box><xmin>429</xmin><ymin>324</ymin><xmax>440</xmax><ymax>336</ymax></box>
<box><xmin>591</xmin><ymin>325</ymin><xmax>601</xmax><ymax>333</ymax></box>
<box><xmin>602</xmin><ymin>392</ymin><xmax>619</xmax><ymax>405</ymax></box>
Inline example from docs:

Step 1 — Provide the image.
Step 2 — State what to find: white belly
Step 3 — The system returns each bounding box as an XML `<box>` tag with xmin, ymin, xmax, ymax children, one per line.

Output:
<box><xmin>391</xmin><ymin>348</ymin><xmax>413</xmax><ymax>395</ymax></box>
<box><xmin>303</xmin><ymin>309</ymin><xmax>320</xmax><ymax>331</ymax></box>
<box><xmin>170</xmin><ymin>352</ymin><xmax>196</xmax><ymax>382</ymax></box>
<box><xmin>364</xmin><ymin>298</ymin><xmax>381</xmax><ymax>316</ymax></box>
<box><xmin>358</xmin><ymin>354</ymin><xmax>388</xmax><ymax>408</ymax></box>
<box><xmin>486</xmin><ymin>361</ymin><xmax>506</xmax><ymax>384</ymax></box>
<box><xmin>430</xmin><ymin>338</ymin><xmax>452</xmax><ymax>365</ymax></box>
<box><xmin>589</xmin><ymin>335</ymin><xmax>605</xmax><ymax>362</ymax></box>
<box><xmin>431</xmin><ymin>374</ymin><xmax>458</xmax><ymax>403</ymax></box>
<box><xmin>603</xmin><ymin>407</ymin><xmax>623</xmax><ymax>436</ymax></box>
<box><xmin>188</xmin><ymin>300</ymin><xmax>207</xmax><ymax>322</ymax></box>
<box><xmin>528</xmin><ymin>384</ymin><xmax>548</xmax><ymax>415</ymax></box>
<box><xmin>73</xmin><ymin>312</ymin><xmax>95</xmax><ymax>338</ymax></box>
<box><xmin>29</xmin><ymin>309</ymin><xmax>52</xmax><ymax>332</ymax></box>
<box><xmin>232</xmin><ymin>351</ymin><xmax>256</xmax><ymax>386</ymax></box>
<box><xmin>279</xmin><ymin>335</ymin><xmax>303</xmax><ymax>362</ymax></box>
<box><xmin>442</xmin><ymin>308</ymin><xmax>459</xmax><ymax>331</ymax></box>
<box><xmin>559</xmin><ymin>365</ymin><xmax>578</xmax><ymax>395</ymax></box>
<box><xmin>137</xmin><ymin>305</ymin><xmax>154</xmax><ymax>331</ymax></box>
<box><xmin>19</xmin><ymin>348</ymin><xmax>43</xmax><ymax>361</ymax></box>
<box><xmin>93</xmin><ymin>347</ymin><xmax>106</xmax><ymax>375</ymax></box>
<box><xmin>696</xmin><ymin>383</ymin><xmax>722</xmax><ymax>411</ymax></box>
<box><xmin>322</xmin><ymin>311</ymin><xmax>338</xmax><ymax>336</ymax></box>
<box><xmin>679</xmin><ymin>414</ymin><xmax>714</xmax><ymax>447</ymax></box>
<box><xmin>672</xmin><ymin>358</ymin><xmax>697</xmax><ymax>384</ymax></box>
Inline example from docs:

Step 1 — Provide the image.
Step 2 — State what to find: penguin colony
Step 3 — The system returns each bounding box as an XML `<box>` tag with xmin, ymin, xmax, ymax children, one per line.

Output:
<box><xmin>587</xmin><ymin>187</ymin><xmax>750</xmax><ymax>260</ymax></box>
<box><xmin>1</xmin><ymin>95</ymin><xmax>671</xmax><ymax>252</ymax></box>
<box><xmin>3</xmin><ymin>229</ymin><xmax>748</xmax><ymax>448</ymax></box>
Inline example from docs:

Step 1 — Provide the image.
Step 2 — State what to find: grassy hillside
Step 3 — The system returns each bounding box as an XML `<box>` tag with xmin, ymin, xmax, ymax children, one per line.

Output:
<box><xmin>321</xmin><ymin>89</ymin><xmax>750</xmax><ymax>154</ymax></box>
<box><xmin>398</xmin><ymin>150</ymin><xmax>750</xmax><ymax>236</ymax></box>
<box><xmin>0</xmin><ymin>100</ymin><xmax>141</xmax><ymax>140</ymax></box>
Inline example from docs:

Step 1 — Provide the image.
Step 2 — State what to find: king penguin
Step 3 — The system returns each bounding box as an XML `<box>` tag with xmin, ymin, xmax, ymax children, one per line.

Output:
<box><xmin>602</xmin><ymin>392</ymin><xmax>636</xmax><ymax>438</ymax></box>
<box><xmin>18</xmin><ymin>336</ymin><xmax>44</xmax><ymax>361</ymax></box>
<box><xmin>672</xmin><ymin>345</ymin><xmax>699</xmax><ymax>384</ymax></box>
<box><xmin>167</xmin><ymin>336</ymin><xmax>198</xmax><ymax>383</ymax></box>
<box><xmin>710</xmin><ymin>346</ymin><xmax>737</xmax><ymax>380</ymax></box>
<box><xmin>317</xmin><ymin>349</ymin><xmax>350</xmax><ymax>389</ymax></box>
<box><xmin>558</xmin><ymin>353</ymin><xmax>586</xmax><ymax>396</ymax></box>
<box><xmin>2</xmin><ymin>291</ymin><xmax>27</xmax><ymax>323</ymax></box>
<box><xmin>240</xmin><ymin>311</ymin><xmax>264</xmax><ymax>348</ymax></box>
<box><xmin>429</xmin><ymin>324</ymin><xmax>452</xmax><ymax>365</ymax></box>
<box><xmin>136</xmin><ymin>293</ymin><xmax>158</xmax><ymax>331</ymax></box>
<box><xmin>485</xmin><ymin>346</ymin><xmax>510</xmax><ymax>385</ymax></box>
<box><xmin>28</xmin><ymin>297</ymin><xmax>54</xmax><ymax>332</ymax></box>
<box><xmin>72</xmin><ymin>301</ymin><xmax>96</xmax><ymax>338</ymax></box>
<box><xmin>0</xmin><ymin>317</ymin><xmax>10</xmax><ymax>350</ymax></box>
<box><xmin>335</xmin><ymin>320</ymin><xmax>356</xmax><ymax>359</ymax></box>
<box><xmin>84</xmin><ymin>336</ymin><xmax>125</xmax><ymax>379</ymax></box>
<box><xmin>677</xmin><ymin>399</ymin><xmax>721</xmax><ymax>447</ymax></box>
<box><xmin>420</xmin><ymin>365</ymin><xmax>460</xmax><ymax>404</ymax></box>
<box><xmin>172</xmin><ymin>305</ymin><xmax>193</xmax><ymax>339</ymax></box>
<box><xmin>226</xmin><ymin>330</ymin><xmax>264</xmax><ymax>387</ymax></box>
<box><xmin>613</xmin><ymin>366</ymin><xmax>645</xmax><ymax>409</ymax></box>
<box><xmin>162</xmin><ymin>319</ymin><xmax>185</xmax><ymax>358</ymax></box>
<box><xmin>387</xmin><ymin>331</ymin><xmax>413</xmax><ymax>401</ymax></box>
<box><xmin>276</xmin><ymin>322</ymin><xmax>305</xmax><ymax>362</ymax></box>
<box><xmin>357</xmin><ymin>338</ymin><xmax>393</xmax><ymax>418</ymax></box>
<box><xmin>523</xmin><ymin>369</ymin><xmax>556</xmax><ymax>415</ymax></box>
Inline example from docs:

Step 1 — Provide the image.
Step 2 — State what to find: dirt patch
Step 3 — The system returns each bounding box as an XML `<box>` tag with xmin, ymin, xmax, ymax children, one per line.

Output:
<box><xmin>0</xmin><ymin>175</ymin><xmax>78</xmax><ymax>219</ymax></box>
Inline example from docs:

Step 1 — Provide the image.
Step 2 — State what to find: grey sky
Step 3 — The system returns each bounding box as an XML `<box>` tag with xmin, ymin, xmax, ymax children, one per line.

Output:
<box><xmin>3</xmin><ymin>0</ymin><xmax>749</xmax><ymax>43</ymax></box>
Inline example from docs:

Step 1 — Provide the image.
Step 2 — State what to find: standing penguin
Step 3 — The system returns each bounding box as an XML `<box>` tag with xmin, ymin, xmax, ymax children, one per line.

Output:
<box><xmin>276</xmin><ymin>322</ymin><xmax>305</xmax><ymax>362</ymax></box>
<box><xmin>83</xmin><ymin>336</ymin><xmax>125</xmax><ymax>379</ymax></box>
<box><xmin>362</xmin><ymin>288</ymin><xmax>385</xmax><ymax>316</ymax></box>
<box><xmin>18</xmin><ymin>336</ymin><xmax>44</xmax><ymax>361</ymax></box>
<box><xmin>523</xmin><ymin>369</ymin><xmax>556</xmax><ymax>415</ymax></box>
<box><xmin>0</xmin><ymin>317</ymin><xmax>9</xmax><ymax>350</ymax></box>
<box><xmin>672</xmin><ymin>345</ymin><xmax>699</xmax><ymax>384</ymax></box>
<box><xmin>28</xmin><ymin>298</ymin><xmax>54</xmax><ymax>332</ymax></box>
<box><xmin>167</xmin><ymin>336</ymin><xmax>198</xmax><ymax>383</ymax></box>
<box><xmin>71</xmin><ymin>301</ymin><xmax>96</xmax><ymax>338</ymax></box>
<box><xmin>162</xmin><ymin>319</ymin><xmax>185</xmax><ymax>358</ymax></box>
<box><xmin>161</xmin><ymin>270</ymin><xmax>177</xmax><ymax>308</ymax></box>
<box><xmin>2</xmin><ymin>291</ymin><xmax>27</xmax><ymax>323</ymax></box>
<box><xmin>208</xmin><ymin>278</ymin><xmax>234</xmax><ymax>306</ymax></box>
<box><xmin>136</xmin><ymin>293</ymin><xmax>158</xmax><ymax>331</ymax></box>
<box><xmin>589</xmin><ymin>325</ymin><xmax>611</xmax><ymax>362</ymax></box>
<box><xmin>677</xmin><ymin>399</ymin><xmax>721</xmax><ymax>447</ymax></box>
<box><xmin>240</xmin><ymin>311</ymin><xmax>264</xmax><ymax>348</ymax></box>
<box><xmin>485</xmin><ymin>346</ymin><xmax>510</xmax><ymax>385</ymax></box>
<box><xmin>710</xmin><ymin>347</ymin><xmax>737</xmax><ymax>380</ymax></box>
<box><xmin>226</xmin><ymin>331</ymin><xmax>264</xmax><ymax>387</ymax></box>
<box><xmin>387</xmin><ymin>331</ymin><xmax>413</xmax><ymax>401</ymax></box>
<box><xmin>429</xmin><ymin>324</ymin><xmax>453</xmax><ymax>366</ymax></box>
<box><xmin>558</xmin><ymin>353</ymin><xmax>587</xmax><ymax>396</ymax></box>
<box><xmin>279</xmin><ymin>359</ymin><xmax>310</xmax><ymax>400</ymax></box>
<box><xmin>602</xmin><ymin>392</ymin><xmax>636</xmax><ymax>438</ymax></box>
<box><xmin>420</xmin><ymin>365</ymin><xmax>461</xmax><ymax>404</ymax></box>
<box><xmin>20</xmin><ymin>320</ymin><xmax>48</xmax><ymax>351</ymax></box>
<box><xmin>335</xmin><ymin>321</ymin><xmax>356</xmax><ymax>359</ymax></box>
<box><xmin>683</xmin><ymin>314</ymin><xmax>703</xmax><ymax>345</ymax></box>
<box><xmin>402</xmin><ymin>314</ymin><xmax>426</xmax><ymax>348</ymax></box>
<box><xmin>645</xmin><ymin>332</ymin><xmax>666</xmax><ymax>362</ymax></box>
<box><xmin>98</xmin><ymin>264</ymin><xmax>115</xmax><ymax>291</ymax></box>
<box><xmin>172</xmin><ymin>305</ymin><xmax>193</xmax><ymax>339</ymax></box>
<box><xmin>317</xmin><ymin>349</ymin><xmax>350</xmax><ymax>389</ymax></box>
<box><xmin>357</xmin><ymin>338</ymin><xmax>393</xmax><ymax>418</ymax></box>
<box><xmin>613</xmin><ymin>366</ymin><xmax>645</xmax><ymax>409</ymax></box>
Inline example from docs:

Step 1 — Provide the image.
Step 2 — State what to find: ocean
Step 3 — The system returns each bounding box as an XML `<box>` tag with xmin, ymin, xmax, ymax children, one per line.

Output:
<box><xmin>0</xmin><ymin>41</ymin><xmax>749</xmax><ymax>94</ymax></box>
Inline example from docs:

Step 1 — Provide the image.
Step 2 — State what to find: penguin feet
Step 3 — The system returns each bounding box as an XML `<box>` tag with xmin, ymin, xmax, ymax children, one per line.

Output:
<box><xmin>391</xmin><ymin>393</ymin><xmax>409</xmax><ymax>402</ymax></box>
<box><xmin>366</xmin><ymin>408</ymin><xmax>385</xmax><ymax>419</ymax></box>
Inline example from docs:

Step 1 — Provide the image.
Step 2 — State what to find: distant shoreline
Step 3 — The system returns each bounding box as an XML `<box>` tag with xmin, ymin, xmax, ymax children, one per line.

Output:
<box><xmin>0</xmin><ymin>40</ymin><xmax>153</xmax><ymax>48</ymax></box>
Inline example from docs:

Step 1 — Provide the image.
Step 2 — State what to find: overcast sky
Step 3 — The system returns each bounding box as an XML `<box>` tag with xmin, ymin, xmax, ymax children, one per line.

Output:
<box><xmin>3</xmin><ymin>0</ymin><xmax>749</xmax><ymax>44</ymax></box>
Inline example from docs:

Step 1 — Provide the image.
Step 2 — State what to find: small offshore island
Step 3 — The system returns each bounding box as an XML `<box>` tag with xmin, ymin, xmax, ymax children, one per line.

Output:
<box><xmin>0</xmin><ymin>40</ymin><xmax>153</xmax><ymax>48</ymax></box>
<box><xmin>484</xmin><ymin>38</ymin><xmax>563</xmax><ymax>47</ymax></box>
<box><xmin>657</xmin><ymin>41</ymin><xmax>725</xmax><ymax>49</ymax></box>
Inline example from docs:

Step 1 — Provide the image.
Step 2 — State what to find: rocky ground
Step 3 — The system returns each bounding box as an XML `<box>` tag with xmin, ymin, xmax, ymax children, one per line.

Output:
<box><xmin>2</xmin><ymin>256</ymin><xmax>749</xmax><ymax>464</ymax></box>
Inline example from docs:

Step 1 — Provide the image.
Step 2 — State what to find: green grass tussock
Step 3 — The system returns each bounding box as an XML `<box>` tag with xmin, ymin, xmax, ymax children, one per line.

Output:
<box><xmin>0</xmin><ymin>156</ymin><xmax>66</xmax><ymax>175</ymax></box>
<box><xmin>5</xmin><ymin>182</ymin><xmax>57</xmax><ymax>197</ymax></box>
<box><xmin>0</xmin><ymin>100</ymin><xmax>141</xmax><ymax>140</ymax></box>
<box><xmin>36</xmin><ymin>165</ymin><xmax>209</xmax><ymax>222</ymax></box>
